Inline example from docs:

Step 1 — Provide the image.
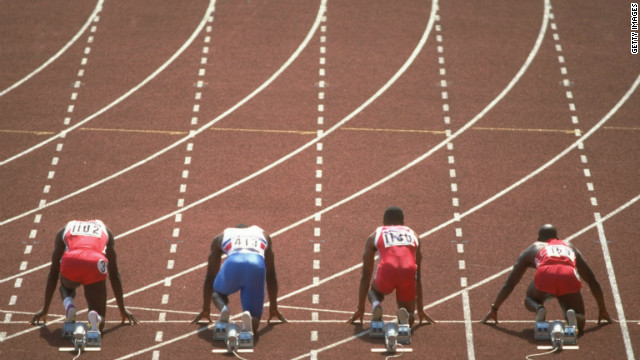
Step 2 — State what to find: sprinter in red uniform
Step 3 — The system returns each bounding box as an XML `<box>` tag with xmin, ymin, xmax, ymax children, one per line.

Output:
<box><xmin>480</xmin><ymin>224</ymin><xmax>612</xmax><ymax>334</ymax></box>
<box><xmin>31</xmin><ymin>220</ymin><xmax>138</xmax><ymax>332</ymax></box>
<box><xmin>347</xmin><ymin>207</ymin><xmax>434</xmax><ymax>327</ymax></box>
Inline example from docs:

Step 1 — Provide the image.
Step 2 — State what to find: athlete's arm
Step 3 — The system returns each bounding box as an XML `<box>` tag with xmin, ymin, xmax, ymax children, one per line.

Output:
<box><xmin>347</xmin><ymin>233</ymin><xmax>376</xmax><ymax>324</ymax></box>
<box><xmin>30</xmin><ymin>227</ymin><xmax>66</xmax><ymax>325</ymax></box>
<box><xmin>415</xmin><ymin>240</ymin><xmax>435</xmax><ymax>324</ymax></box>
<box><xmin>573</xmin><ymin>245</ymin><xmax>612</xmax><ymax>324</ymax></box>
<box><xmin>193</xmin><ymin>234</ymin><xmax>223</xmax><ymax>323</ymax></box>
<box><xmin>265</xmin><ymin>233</ymin><xmax>286</xmax><ymax>323</ymax></box>
<box><xmin>481</xmin><ymin>244</ymin><xmax>537</xmax><ymax>324</ymax></box>
<box><xmin>105</xmin><ymin>228</ymin><xmax>138</xmax><ymax>325</ymax></box>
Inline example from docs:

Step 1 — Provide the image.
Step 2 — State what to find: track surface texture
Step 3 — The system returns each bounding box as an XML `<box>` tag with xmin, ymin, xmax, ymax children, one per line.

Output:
<box><xmin>1</xmin><ymin>1</ymin><xmax>639</xmax><ymax>359</ymax></box>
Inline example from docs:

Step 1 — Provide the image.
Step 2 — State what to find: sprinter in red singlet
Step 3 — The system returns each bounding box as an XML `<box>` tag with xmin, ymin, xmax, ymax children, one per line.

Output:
<box><xmin>31</xmin><ymin>220</ymin><xmax>138</xmax><ymax>332</ymax></box>
<box><xmin>347</xmin><ymin>207</ymin><xmax>434</xmax><ymax>327</ymax></box>
<box><xmin>480</xmin><ymin>224</ymin><xmax>612</xmax><ymax>334</ymax></box>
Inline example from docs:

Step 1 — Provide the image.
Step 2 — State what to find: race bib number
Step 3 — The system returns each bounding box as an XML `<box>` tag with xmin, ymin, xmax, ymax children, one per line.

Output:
<box><xmin>546</xmin><ymin>245</ymin><xmax>575</xmax><ymax>262</ymax></box>
<box><xmin>382</xmin><ymin>229</ymin><xmax>417</xmax><ymax>248</ymax></box>
<box><xmin>69</xmin><ymin>222</ymin><xmax>102</xmax><ymax>238</ymax></box>
<box><xmin>97</xmin><ymin>259</ymin><xmax>108</xmax><ymax>274</ymax></box>
<box><xmin>231</xmin><ymin>236</ymin><xmax>264</xmax><ymax>252</ymax></box>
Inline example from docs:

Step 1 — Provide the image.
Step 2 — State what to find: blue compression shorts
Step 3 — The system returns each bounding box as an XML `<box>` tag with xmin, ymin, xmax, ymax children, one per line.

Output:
<box><xmin>213</xmin><ymin>253</ymin><xmax>266</xmax><ymax>317</ymax></box>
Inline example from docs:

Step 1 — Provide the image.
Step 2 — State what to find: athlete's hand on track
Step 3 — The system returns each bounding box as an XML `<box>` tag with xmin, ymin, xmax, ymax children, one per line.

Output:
<box><xmin>121</xmin><ymin>309</ymin><xmax>139</xmax><ymax>325</ymax></box>
<box><xmin>480</xmin><ymin>308</ymin><xmax>499</xmax><ymax>324</ymax></box>
<box><xmin>598</xmin><ymin>309</ymin><xmax>614</xmax><ymax>325</ymax></box>
<box><xmin>191</xmin><ymin>310</ymin><xmax>212</xmax><ymax>324</ymax></box>
<box><xmin>267</xmin><ymin>308</ymin><xmax>287</xmax><ymax>324</ymax></box>
<box><xmin>346</xmin><ymin>309</ymin><xmax>364</xmax><ymax>324</ymax></box>
<box><xmin>30</xmin><ymin>310</ymin><xmax>48</xmax><ymax>325</ymax></box>
<box><xmin>418</xmin><ymin>309</ymin><xmax>436</xmax><ymax>325</ymax></box>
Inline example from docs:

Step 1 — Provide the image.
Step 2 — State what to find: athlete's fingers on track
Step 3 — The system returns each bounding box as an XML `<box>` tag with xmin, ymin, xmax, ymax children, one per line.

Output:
<box><xmin>30</xmin><ymin>310</ymin><xmax>47</xmax><ymax>325</ymax></box>
<box><xmin>346</xmin><ymin>310</ymin><xmax>363</xmax><ymax>324</ymax></box>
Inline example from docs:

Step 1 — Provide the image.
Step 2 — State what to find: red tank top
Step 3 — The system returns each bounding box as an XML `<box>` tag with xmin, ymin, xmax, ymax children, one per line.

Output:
<box><xmin>374</xmin><ymin>225</ymin><xmax>419</xmax><ymax>270</ymax></box>
<box><xmin>535</xmin><ymin>239</ymin><xmax>576</xmax><ymax>269</ymax></box>
<box><xmin>62</xmin><ymin>220</ymin><xmax>109</xmax><ymax>253</ymax></box>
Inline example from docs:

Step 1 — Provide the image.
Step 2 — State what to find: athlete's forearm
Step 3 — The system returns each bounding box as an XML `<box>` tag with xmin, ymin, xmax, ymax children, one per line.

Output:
<box><xmin>201</xmin><ymin>275</ymin><xmax>213</xmax><ymax>311</ymax></box>
<box><xmin>109</xmin><ymin>273</ymin><xmax>127</xmax><ymax>311</ymax></box>
<box><xmin>41</xmin><ymin>270</ymin><xmax>58</xmax><ymax>312</ymax></box>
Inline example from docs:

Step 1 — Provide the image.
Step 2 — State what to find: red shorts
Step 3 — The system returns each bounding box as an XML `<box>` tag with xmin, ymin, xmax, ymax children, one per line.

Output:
<box><xmin>60</xmin><ymin>250</ymin><xmax>108</xmax><ymax>285</ymax></box>
<box><xmin>534</xmin><ymin>265</ymin><xmax>582</xmax><ymax>296</ymax></box>
<box><xmin>373</xmin><ymin>264</ymin><xmax>416</xmax><ymax>302</ymax></box>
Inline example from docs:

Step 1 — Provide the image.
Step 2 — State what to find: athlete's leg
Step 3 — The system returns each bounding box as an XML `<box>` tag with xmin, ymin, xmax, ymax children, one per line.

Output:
<box><xmin>557</xmin><ymin>291</ymin><xmax>586</xmax><ymax>334</ymax></box>
<box><xmin>396</xmin><ymin>299</ymin><xmax>416</xmax><ymax>327</ymax></box>
<box><xmin>368</xmin><ymin>282</ymin><xmax>386</xmax><ymax>305</ymax></box>
<box><xmin>239</xmin><ymin>259</ymin><xmax>266</xmax><ymax>334</ymax></box>
<box><xmin>59</xmin><ymin>275</ymin><xmax>81</xmax><ymax>321</ymax></box>
<box><xmin>84</xmin><ymin>280</ymin><xmax>107</xmax><ymax>331</ymax></box>
<box><xmin>525</xmin><ymin>280</ymin><xmax>553</xmax><ymax>312</ymax></box>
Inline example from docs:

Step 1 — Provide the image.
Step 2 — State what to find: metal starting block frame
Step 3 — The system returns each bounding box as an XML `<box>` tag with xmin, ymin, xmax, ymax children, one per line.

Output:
<box><xmin>59</xmin><ymin>322</ymin><xmax>102</xmax><ymax>352</ymax></box>
<box><xmin>212</xmin><ymin>321</ymin><xmax>254</xmax><ymax>354</ymax></box>
<box><xmin>370</xmin><ymin>321</ymin><xmax>412</xmax><ymax>353</ymax></box>
<box><xmin>534</xmin><ymin>320</ymin><xmax>578</xmax><ymax>350</ymax></box>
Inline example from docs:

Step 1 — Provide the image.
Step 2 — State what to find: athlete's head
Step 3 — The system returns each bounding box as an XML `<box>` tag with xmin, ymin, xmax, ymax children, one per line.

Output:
<box><xmin>383</xmin><ymin>206</ymin><xmax>404</xmax><ymax>226</ymax></box>
<box><xmin>538</xmin><ymin>224</ymin><xmax>558</xmax><ymax>241</ymax></box>
<box><xmin>235</xmin><ymin>224</ymin><xmax>249</xmax><ymax>229</ymax></box>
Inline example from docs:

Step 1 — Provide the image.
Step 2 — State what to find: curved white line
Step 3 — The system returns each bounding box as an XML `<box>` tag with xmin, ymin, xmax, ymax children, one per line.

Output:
<box><xmin>0</xmin><ymin>0</ymin><xmax>215</xmax><ymax>166</ymax></box>
<box><xmin>0</xmin><ymin>0</ymin><xmax>326</xmax><ymax>225</ymax></box>
<box><xmin>4</xmin><ymin>4</ymin><xmax>638</xmax><ymax>348</ymax></box>
<box><xmin>0</xmin><ymin>0</ymin><xmax>104</xmax><ymax>97</ymax></box>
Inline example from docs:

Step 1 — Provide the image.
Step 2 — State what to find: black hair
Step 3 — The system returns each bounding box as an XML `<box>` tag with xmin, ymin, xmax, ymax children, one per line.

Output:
<box><xmin>538</xmin><ymin>224</ymin><xmax>558</xmax><ymax>241</ymax></box>
<box><xmin>383</xmin><ymin>206</ymin><xmax>404</xmax><ymax>225</ymax></box>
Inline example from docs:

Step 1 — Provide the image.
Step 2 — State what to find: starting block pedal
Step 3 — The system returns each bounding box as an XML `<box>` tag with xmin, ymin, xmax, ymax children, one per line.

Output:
<box><xmin>397</xmin><ymin>324</ymin><xmax>411</xmax><ymax>345</ymax></box>
<box><xmin>62</xmin><ymin>321</ymin><xmax>76</xmax><ymax>339</ymax></box>
<box><xmin>370</xmin><ymin>320</ymin><xmax>384</xmax><ymax>338</ymax></box>
<box><xmin>213</xmin><ymin>321</ymin><xmax>228</xmax><ymax>341</ymax></box>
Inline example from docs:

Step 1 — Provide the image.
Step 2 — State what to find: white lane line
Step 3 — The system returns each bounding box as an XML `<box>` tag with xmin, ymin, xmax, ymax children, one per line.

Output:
<box><xmin>0</xmin><ymin>0</ymin><xmax>325</xmax><ymax>225</ymax></box>
<box><xmin>0</xmin><ymin>0</ymin><xmax>104</xmax><ymax>96</ymax></box>
<box><xmin>0</xmin><ymin>0</ymin><xmax>545</xmax><ymax>285</ymax></box>
<box><xmin>434</xmin><ymin>9</ymin><xmax>475</xmax><ymax>358</ymax></box>
<box><xmin>594</xmin><ymin>213</ymin><xmax>635</xmax><ymax>359</ymax></box>
<box><xmin>0</xmin><ymin>0</ymin><xmax>216</xmax><ymax>166</ymax></box>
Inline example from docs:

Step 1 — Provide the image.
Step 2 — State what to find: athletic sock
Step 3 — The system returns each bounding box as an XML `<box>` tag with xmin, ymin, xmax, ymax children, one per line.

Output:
<box><xmin>63</xmin><ymin>297</ymin><xmax>76</xmax><ymax>322</ymax></box>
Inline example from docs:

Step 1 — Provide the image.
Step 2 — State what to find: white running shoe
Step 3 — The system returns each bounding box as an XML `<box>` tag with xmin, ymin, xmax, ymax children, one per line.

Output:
<box><xmin>371</xmin><ymin>304</ymin><xmax>383</xmax><ymax>322</ymax></box>
<box><xmin>219</xmin><ymin>306</ymin><xmax>230</xmax><ymax>323</ymax></box>
<box><xmin>535</xmin><ymin>306</ymin><xmax>546</xmax><ymax>323</ymax></box>
<box><xmin>88</xmin><ymin>310</ymin><xmax>101</xmax><ymax>331</ymax></box>
<box><xmin>241</xmin><ymin>311</ymin><xmax>252</xmax><ymax>333</ymax></box>
<box><xmin>566</xmin><ymin>309</ymin><xmax>577</xmax><ymax>328</ymax></box>
<box><xmin>65</xmin><ymin>304</ymin><xmax>77</xmax><ymax>323</ymax></box>
<box><xmin>397</xmin><ymin>308</ymin><xmax>409</xmax><ymax>325</ymax></box>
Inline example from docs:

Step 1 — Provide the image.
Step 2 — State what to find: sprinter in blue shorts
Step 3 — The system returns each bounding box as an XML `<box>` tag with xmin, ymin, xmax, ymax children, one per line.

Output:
<box><xmin>193</xmin><ymin>224</ymin><xmax>286</xmax><ymax>334</ymax></box>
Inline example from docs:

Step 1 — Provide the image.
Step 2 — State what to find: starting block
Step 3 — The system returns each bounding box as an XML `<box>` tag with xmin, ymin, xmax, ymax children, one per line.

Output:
<box><xmin>59</xmin><ymin>322</ymin><xmax>101</xmax><ymax>352</ymax></box>
<box><xmin>535</xmin><ymin>320</ymin><xmax>578</xmax><ymax>350</ymax></box>
<box><xmin>211</xmin><ymin>321</ymin><xmax>254</xmax><ymax>354</ymax></box>
<box><xmin>370</xmin><ymin>321</ymin><xmax>412</xmax><ymax>353</ymax></box>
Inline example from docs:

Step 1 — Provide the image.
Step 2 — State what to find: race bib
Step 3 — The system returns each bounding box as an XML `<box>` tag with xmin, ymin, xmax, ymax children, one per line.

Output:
<box><xmin>381</xmin><ymin>228</ymin><xmax>418</xmax><ymax>248</ymax></box>
<box><xmin>69</xmin><ymin>221</ymin><xmax>103</xmax><ymax>238</ymax></box>
<box><xmin>546</xmin><ymin>245</ymin><xmax>576</xmax><ymax>262</ymax></box>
